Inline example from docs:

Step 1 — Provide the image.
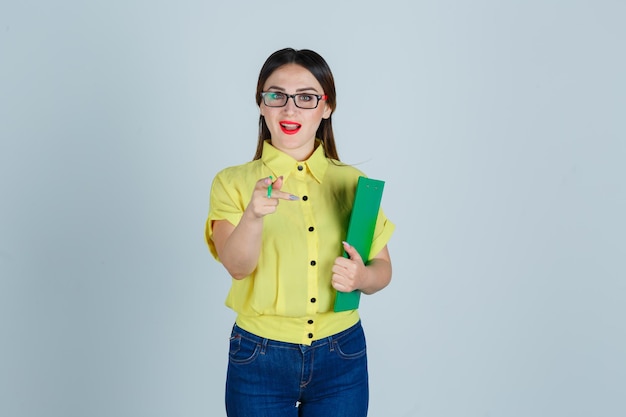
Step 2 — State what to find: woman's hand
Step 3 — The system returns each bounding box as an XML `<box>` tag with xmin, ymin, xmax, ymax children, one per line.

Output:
<box><xmin>331</xmin><ymin>243</ymin><xmax>392</xmax><ymax>294</ymax></box>
<box><xmin>331</xmin><ymin>242</ymin><xmax>368</xmax><ymax>293</ymax></box>
<box><xmin>244</xmin><ymin>176</ymin><xmax>299</xmax><ymax>219</ymax></box>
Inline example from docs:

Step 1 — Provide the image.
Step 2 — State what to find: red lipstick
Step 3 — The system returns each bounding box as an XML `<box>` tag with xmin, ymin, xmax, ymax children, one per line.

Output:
<box><xmin>279</xmin><ymin>120</ymin><xmax>302</xmax><ymax>135</ymax></box>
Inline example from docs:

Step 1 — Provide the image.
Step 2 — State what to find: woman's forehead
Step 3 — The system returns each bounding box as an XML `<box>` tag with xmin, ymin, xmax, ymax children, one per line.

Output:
<box><xmin>263</xmin><ymin>64</ymin><xmax>322</xmax><ymax>91</ymax></box>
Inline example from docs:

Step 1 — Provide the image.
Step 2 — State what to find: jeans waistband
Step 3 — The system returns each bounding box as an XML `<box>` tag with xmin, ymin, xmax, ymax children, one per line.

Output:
<box><xmin>233</xmin><ymin>320</ymin><xmax>362</xmax><ymax>349</ymax></box>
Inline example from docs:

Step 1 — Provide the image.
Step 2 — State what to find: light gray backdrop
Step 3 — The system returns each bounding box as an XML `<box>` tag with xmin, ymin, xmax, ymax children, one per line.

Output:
<box><xmin>1</xmin><ymin>1</ymin><xmax>624</xmax><ymax>416</ymax></box>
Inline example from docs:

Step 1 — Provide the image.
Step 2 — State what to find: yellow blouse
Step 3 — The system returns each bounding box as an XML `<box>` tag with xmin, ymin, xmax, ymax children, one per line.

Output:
<box><xmin>206</xmin><ymin>141</ymin><xmax>395</xmax><ymax>345</ymax></box>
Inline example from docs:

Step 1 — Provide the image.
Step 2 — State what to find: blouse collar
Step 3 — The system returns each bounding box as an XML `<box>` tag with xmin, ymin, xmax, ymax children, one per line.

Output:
<box><xmin>261</xmin><ymin>140</ymin><xmax>329</xmax><ymax>183</ymax></box>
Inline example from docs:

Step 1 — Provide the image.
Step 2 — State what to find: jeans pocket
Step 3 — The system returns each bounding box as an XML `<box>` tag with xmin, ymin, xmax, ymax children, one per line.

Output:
<box><xmin>229</xmin><ymin>334</ymin><xmax>261</xmax><ymax>365</ymax></box>
<box><xmin>333</xmin><ymin>328</ymin><xmax>367</xmax><ymax>360</ymax></box>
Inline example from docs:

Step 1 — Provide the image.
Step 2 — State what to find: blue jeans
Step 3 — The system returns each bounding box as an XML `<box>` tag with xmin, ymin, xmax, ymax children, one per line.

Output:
<box><xmin>225</xmin><ymin>321</ymin><xmax>369</xmax><ymax>417</ymax></box>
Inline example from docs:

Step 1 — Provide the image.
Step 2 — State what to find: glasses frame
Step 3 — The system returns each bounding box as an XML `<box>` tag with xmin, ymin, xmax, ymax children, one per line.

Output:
<box><xmin>260</xmin><ymin>92</ymin><xmax>328</xmax><ymax>109</ymax></box>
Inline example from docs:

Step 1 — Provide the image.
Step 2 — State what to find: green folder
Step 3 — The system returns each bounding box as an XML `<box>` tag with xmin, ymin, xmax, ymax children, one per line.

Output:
<box><xmin>334</xmin><ymin>176</ymin><xmax>385</xmax><ymax>312</ymax></box>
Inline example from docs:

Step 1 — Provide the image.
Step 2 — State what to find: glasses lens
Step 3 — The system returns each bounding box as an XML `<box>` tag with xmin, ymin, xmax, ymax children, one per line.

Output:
<box><xmin>263</xmin><ymin>92</ymin><xmax>287</xmax><ymax>107</ymax></box>
<box><xmin>294</xmin><ymin>94</ymin><xmax>318</xmax><ymax>109</ymax></box>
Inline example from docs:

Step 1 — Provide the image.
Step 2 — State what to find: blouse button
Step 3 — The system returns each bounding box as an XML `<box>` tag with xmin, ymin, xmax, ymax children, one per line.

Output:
<box><xmin>308</xmin><ymin>319</ymin><xmax>314</xmax><ymax>324</ymax></box>
<box><xmin>302</xmin><ymin>195</ymin><xmax>308</xmax><ymax>201</ymax></box>
<box><xmin>308</xmin><ymin>226</ymin><xmax>314</xmax><ymax>232</ymax></box>
<box><xmin>297</xmin><ymin>165</ymin><xmax>304</xmax><ymax>171</ymax></box>
<box><xmin>310</xmin><ymin>298</ymin><xmax>316</xmax><ymax>303</ymax></box>
<box><xmin>310</xmin><ymin>260</ymin><xmax>316</xmax><ymax>266</ymax></box>
<box><xmin>308</xmin><ymin>333</ymin><xmax>314</xmax><ymax>339</ymax></box>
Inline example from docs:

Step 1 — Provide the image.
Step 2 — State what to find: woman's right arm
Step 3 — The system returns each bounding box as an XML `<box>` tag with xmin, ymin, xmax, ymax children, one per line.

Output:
<box><xmin>211</xmin><ymin>176</ymin><xmax>297</xmax><ymax>279</ymax></box>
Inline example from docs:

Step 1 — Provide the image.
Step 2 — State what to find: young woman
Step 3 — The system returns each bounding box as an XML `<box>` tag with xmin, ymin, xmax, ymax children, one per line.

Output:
<box><xmin>205</xmin><ymin>48</ymin><xmax>395</xmax><ymax>417</ymax></box>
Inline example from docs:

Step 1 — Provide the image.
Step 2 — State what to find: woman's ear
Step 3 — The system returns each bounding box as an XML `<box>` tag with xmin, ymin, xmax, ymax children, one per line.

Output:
<box><xmin>322</xmin><ymin>103</ymin><xmax>332</xmax><ymax>119</ymax></box>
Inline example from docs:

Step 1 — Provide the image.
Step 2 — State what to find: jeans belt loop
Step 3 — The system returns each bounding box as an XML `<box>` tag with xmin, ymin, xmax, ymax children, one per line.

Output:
<box><xmin>260</xmin><ymin>337</ymin><xmax>269</xmax><ymax>355</ymax></box>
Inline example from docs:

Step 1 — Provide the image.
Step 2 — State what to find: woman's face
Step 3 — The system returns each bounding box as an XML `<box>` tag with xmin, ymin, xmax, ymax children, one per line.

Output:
<box><xmin>260</xmin><ymin>64</ymin><xmax>332</xmax><ymax>161</ymax></box>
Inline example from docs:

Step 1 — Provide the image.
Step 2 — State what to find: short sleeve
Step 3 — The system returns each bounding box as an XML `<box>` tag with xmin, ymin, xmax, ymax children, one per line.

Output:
<box><xmin>205</xmin><ymin>171</ymin><xmax>246</xmax><ymax>261</ymax></box>
<box><xmin>368</xmin><ymin>208</ymin><xmax>395</xmax><ymax>260</ymax></box>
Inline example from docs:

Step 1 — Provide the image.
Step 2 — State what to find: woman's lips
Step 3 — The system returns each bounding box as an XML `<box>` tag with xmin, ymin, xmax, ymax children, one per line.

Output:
<box><xmin>280</xmin><ymin>120</ymin><xmax>302</xmax><ymax>135</ymax></box>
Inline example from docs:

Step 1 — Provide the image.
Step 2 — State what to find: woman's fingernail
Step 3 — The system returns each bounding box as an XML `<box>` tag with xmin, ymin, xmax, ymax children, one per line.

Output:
<box><xmin>289</xmin><ymin>195</ymin><xmax>300</xmax><ymax>200</ymax></box>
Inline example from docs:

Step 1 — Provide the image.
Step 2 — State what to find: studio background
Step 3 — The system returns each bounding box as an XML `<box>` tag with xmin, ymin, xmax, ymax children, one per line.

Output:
<box><xmin>1</xmin><ymin>1</ymin><xmax>624</xmax><ymax>416</ymax></box>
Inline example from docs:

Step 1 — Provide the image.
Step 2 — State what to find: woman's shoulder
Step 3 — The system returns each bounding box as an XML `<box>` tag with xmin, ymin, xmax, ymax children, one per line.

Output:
<box><xmin>326</xmin><ymin>159</ymin><xmax>368</xmax><ymax>179</ymax></box>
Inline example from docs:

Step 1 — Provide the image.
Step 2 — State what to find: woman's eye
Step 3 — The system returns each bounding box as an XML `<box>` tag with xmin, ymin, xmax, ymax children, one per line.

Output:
<box><xmin>269</xmin><ymin>92</ymin><xmax>285</xmax><ymax>100</ymax></box>
<box><xmin>298</xmin><ymin>94</ymin><xmax>313</xmax><ymax>102</ymax></box>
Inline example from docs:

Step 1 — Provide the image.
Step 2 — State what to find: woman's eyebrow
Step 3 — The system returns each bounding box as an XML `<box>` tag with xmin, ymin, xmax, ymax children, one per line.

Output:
<box><xmin>296</xmin><ymin>87</ymin><xmax>320</xmax><ymax>93</ymax></box>
<box><xmin>264</xmin><ymin>86</ymin><xmax>320</xmax><ymax>93</ymax></box>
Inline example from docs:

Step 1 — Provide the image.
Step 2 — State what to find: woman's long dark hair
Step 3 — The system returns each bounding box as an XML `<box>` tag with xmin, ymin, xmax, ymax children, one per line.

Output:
<box><xmin>253</xmin><ymin>48</ymin><xmax>339</xmax><ymax>161</ymax></box>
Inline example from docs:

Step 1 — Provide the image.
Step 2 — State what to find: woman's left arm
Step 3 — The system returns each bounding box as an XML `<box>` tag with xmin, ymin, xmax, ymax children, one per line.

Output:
<box><xmin>331</xmin><ymin>243</ymin><xmax>392</xmax><ymax>295</ymax></box>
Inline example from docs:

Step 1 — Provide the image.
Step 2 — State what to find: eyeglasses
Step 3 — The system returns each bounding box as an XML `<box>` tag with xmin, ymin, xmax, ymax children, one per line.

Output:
<box><xmin>260</xmin><ymin>92</ymin><xmax>328</xmax><ymax>109</ymax></box>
